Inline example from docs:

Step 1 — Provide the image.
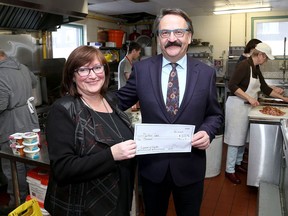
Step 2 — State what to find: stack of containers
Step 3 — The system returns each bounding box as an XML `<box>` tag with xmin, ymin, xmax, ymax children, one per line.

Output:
<box><xmin>23</xmin><ymin>131</ymin><xmax>40</xmax><ymax>159</ymax></box>
<box><xmin>9</xmin><ymin>133</ymin><xmax>25</xmax><ymax>156</ymax></box>
<box><xmin>26</xmin><ymin>167</ymin><xmax>50</xmax><ymax>215</ymax></box>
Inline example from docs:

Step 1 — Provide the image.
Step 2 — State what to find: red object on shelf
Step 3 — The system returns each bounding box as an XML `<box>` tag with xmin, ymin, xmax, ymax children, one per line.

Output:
<box><xmin>108</xmin><ymin>30</ymin><xmax>124</xmax><ymax>48</ymax></box>
<box><xmin>129</xmin><ymin>26</ymin><xmax>141</xmax><ymax>41</ymax></box>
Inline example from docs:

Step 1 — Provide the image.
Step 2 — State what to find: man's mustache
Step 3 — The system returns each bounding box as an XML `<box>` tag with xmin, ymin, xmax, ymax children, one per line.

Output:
<box><xmin>165</xmin><ymin>41</ymin><xmax>182</xmax><ymax>48</ymax></box>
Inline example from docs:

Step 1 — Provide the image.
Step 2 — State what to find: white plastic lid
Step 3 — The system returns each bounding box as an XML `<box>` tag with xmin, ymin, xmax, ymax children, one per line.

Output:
<box><xmin>23</xmin><ymin>132</ymin><xmax>38</xmax><ymax>139</ymax></box>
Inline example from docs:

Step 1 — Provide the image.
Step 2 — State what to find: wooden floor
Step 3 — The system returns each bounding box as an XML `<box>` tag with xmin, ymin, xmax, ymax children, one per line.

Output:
<box><xmin>0</xmin><ymin>143</ymin><xmax>258</xmax><ymax>216</ymax></box>
<box><xmin>139</xmin><ymin>144</ymin><xmax>258</xmax><ymax>216</ymax></box>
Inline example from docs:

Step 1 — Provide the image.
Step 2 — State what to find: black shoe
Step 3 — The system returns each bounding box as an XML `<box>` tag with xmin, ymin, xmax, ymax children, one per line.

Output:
<box><xmin>236</xmin><ymin>164</ymin><xmax>247</xmax><ymax>173</ymax></box>
<box><xmin>225</xmin><ymin>172</ymin><xmax>241</xmax><ymax>184</ymax></box>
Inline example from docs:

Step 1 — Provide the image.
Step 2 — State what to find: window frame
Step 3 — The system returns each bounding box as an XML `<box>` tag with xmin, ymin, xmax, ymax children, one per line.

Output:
<box><xmin>52</xmin><ymin>23</ymin><xmax>85</xmax><ymax>59</ymax></box>
<box><xmin>251</xmin><ymin>15</ymin><xmax>288</xmax><ymax>59</ymax></box>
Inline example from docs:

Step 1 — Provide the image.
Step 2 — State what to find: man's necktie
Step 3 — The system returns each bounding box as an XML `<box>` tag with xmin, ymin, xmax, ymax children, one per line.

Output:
<box><xmin>166</xmin><ymin>63</ymin><xmax>179</xmax><ymax>116</ymax></box>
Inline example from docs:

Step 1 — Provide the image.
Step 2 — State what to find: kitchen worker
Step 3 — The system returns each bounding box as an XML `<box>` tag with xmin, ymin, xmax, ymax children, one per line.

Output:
<box><xmin>118</xmin><ymin>41</ymin><xmax>141</xmax><ymax>89</ymax></box>
<box><xmin>234</xmin><ymin>38</ymin><xmax>262</xmax><ymax>170</ymax></box>
<box><xmin>0</xmin><ymin>50</ymin><xmax>39</xmax><ymax>213</ymax></box>
<box><xmin>224</xmin><ymin>43</ymin><xmax>288</xmax><ymax>184</ymax></box>
<box><xmin>116</xmin><ymin>8</ymin><xmax>223</xmax><ymax>216</ymax></box>
<box><xmin>238</xmin><ymin>38</ymin><xmax>262</xmax><ymax>63</ymax></box>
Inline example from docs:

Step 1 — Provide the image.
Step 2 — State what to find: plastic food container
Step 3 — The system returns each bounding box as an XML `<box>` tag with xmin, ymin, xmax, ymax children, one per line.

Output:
<box><xmin>32</xmin><ymin>128</ymin><xmax>41</xmax><ymax>146</ymax></box>
<box><xmin>23</xmin><ymin>132</ymin><xmax>38</xmax><ymax>144</ymax></box>
<box><xmin>23</xmin><ymin>141</ymin><xmax>39</xmax><ymax>151</ymax></box>
<box><xmin>23</xmin><ymin>147</ymin><xmax>40</xmax><ymax>159</ymax></box>
<box><xmin>26</xmin><ymin>167</ymin><xmax>49</xmax><ymax>204</ymax></box>
<box><xmin>10</xmin><ymin>143</ymin><xmax>25</xmax><ymax>156</ymax></box>
<box><xmin>9</xmin><ymin>133</ymin><xmax>24</xmax><ymax>146</ymax></box>
<box><xmin>15</xmin><ymin>135</ymin><xmax>24</xmax><ymax>146</ymax></box>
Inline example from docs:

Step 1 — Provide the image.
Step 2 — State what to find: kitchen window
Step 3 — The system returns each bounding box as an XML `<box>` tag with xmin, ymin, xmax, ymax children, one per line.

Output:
<box><xmin>52</xmin><ymin>24</ymin><xmax>84</xmax><ymax>59</ymax></box>
<box><xmin>252</xmin><ymin>16</ymin><xmax>288</xmax><ymax>57</ymax></box>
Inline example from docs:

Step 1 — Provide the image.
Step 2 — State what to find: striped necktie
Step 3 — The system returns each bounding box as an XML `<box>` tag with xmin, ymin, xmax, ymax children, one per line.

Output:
<box><xmin>166</xmin><ymin>63</ymin><xmax>179</xmax><ymax>115</ymax></box>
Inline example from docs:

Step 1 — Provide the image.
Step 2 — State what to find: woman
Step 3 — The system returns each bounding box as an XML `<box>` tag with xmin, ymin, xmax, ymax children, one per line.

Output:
<box><xmin>224</xmin><ymin>43</ymin><xmax>288</xmax><ymax>184</ymax></box>
<box><xmin>238</xmin><ymin>38</ymin><xmax>262</xmax><ymax>63</ymax></box>
<box><xmin>44</xmin><ymin>45</ymin><xmax>137</xmax><ymax>216</ymax></box>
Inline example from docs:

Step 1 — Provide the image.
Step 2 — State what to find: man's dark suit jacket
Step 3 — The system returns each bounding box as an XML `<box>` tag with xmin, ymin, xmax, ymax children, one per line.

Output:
<box><xmin>116</xmin><ymin>54</ymin><xmax>224</xmax><ymax>186</ymax></box>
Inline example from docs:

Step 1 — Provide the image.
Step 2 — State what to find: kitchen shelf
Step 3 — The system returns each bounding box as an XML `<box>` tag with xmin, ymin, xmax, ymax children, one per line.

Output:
<box><xmin>188</xmin><ymin>44</ymin><xmax>214</xmax><ymax>66</ymax></box>
<box><xmin>188</xmin><ymin>44</ymin><xmax>213</xmax><ymax>52</ymax></box>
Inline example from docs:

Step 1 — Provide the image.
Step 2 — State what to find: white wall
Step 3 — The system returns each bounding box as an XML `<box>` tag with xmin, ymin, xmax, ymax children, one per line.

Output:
<box><xmin>190</xmin><ymin>10</ymin><xmax>288</xmax><ymax>59</ymax></box>
<box><xmin>80</xmin><ymin>10</ymin><xmax>288</xmax><ymax>77</ymax></box>
<box><xmin>82</xmin><ymin>10</ymin><xmax>288</xmax><ymax>59</ymax></box>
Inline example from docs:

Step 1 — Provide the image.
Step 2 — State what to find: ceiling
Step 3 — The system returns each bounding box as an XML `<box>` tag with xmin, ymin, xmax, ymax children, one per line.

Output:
<box><xmin>87</xmin><ymin>0</ymin><xmax>288</xmax><ymax>20</ymax></box>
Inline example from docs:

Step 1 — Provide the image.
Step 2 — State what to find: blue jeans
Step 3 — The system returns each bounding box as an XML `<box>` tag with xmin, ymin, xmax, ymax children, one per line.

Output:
<box><xmin>225</xmin><ymin>145</ymin><xmax>245</xmax><ymax>173</ymax></box>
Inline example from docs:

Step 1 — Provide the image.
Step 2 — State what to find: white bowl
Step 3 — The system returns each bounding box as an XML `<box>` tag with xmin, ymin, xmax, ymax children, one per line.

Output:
<box><xmin>23</xmin><ymin>141</ymin><xmax>39</xmax><ymax>151</ymax></box>
<box><xmin>23</xmin><ymin>132</ymin><xmax>38</xmax><ymax>144</ymax></box>
<box><xmin>24</xmin><ymin>147</ymin><xmax>40</xmax><ymax>159</ymax></box>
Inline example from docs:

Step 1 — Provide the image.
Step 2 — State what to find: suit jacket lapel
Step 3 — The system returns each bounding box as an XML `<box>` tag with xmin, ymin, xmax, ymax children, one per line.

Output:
<box><xmin>179</xmin><ymin>57</ymin><xmax>200</xmax><ymax>113</ymax></box>
<box><xmin>148</xmin><ymin>55</ymin><xmax>168</xmax><ymax>114</ymax></box>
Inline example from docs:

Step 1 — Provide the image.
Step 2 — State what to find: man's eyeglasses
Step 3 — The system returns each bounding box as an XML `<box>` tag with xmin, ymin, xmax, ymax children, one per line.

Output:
<box><xmin>75</xmin><ymin>65</ymin><xmax>104</xmax><ymax>77</ymax></box>
<box><xmin>158</xmin><ymin>29</ymin><xmax>190</xmax><ymax>38</ymax></box>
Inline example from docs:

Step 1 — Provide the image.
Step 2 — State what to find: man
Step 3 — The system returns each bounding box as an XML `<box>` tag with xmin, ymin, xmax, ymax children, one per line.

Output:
<box><xmin>116</xmin><ymin>8</ymin><xmax>224</xmax><ymax>216</ymax></box>
<box><xmin>118</xmin><ymin>41</ymin><xmax>141</xmax><ymax>89</ymax></box>
<box><xmin>0</xmin><ymin>50</ymin><xmax>39</xmax><ymax>211</ymax></box>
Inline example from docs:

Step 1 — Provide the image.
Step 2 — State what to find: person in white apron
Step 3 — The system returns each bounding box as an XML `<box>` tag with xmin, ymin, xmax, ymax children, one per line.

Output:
<box><xmin>224</xmin><ymin>43</ymin><xmax>288</xmax><ymax>184</ymax></box>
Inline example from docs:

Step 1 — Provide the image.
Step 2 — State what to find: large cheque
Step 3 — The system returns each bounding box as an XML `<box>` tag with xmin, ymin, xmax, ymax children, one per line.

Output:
<box><xmin>134</xmin><ymin>123</ymin><xmax>195</xmax><ymax>155</ymax></box>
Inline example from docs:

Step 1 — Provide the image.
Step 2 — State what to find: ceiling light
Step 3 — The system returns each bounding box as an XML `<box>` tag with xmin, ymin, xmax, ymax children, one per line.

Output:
<box><xmin>213</xmin><ymin>7</ymin><xmax>271</xmax><ymax>15</ymax></box>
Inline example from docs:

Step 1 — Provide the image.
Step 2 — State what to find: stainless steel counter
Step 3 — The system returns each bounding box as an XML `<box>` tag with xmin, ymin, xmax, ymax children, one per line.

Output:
<box><xmin>247</xmin><ymin>106</ymin><xmax>286</xmax><ymax>187</ymax></box>
<box><xmin>247</xmin><ymin>121</ymin><xmax>282</xmax><ymax>187</ymax></box>
<box><xmin>280</xmin><ymin>119</ymin><xmax>288</xmax><ymax>214</ymax></box>
<box><xmin>0</xmin><ymin>139</ymin><xmax>49</xmax><ymax>207</ymax></box>
<box><xmin>248</xmin><ymin>107</ymin><xmax>288</xmax><ymax>214</ymax></box>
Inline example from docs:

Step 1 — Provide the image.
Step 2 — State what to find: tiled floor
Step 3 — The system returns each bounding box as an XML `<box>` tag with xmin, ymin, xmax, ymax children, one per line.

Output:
<box><xmin>139</xmin><ymin>144</ymin><xmax>258</xmax><ymax>216</ymax></box>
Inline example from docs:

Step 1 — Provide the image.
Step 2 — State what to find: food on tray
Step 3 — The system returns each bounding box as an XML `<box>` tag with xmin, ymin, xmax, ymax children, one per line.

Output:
<box><xmin>259</xmin><ymin>106</ymin><xmax>286</xmax><ymax>116</ymax></box>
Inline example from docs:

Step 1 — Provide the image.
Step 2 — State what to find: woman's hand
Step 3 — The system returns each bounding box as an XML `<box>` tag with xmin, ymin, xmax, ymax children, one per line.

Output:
<box><xmin>247</xmin><ymin>97</ymin><xmax>260</xmax><ymax>107</ymax></box>
<box><xmin>282</xmin><ymin>97</ymin><xmax>288</xmax><ymax>103</ymax></box>
<box><xmin>111</xmin><ymin>140</ymin><xmax>136</xmax><ymax>161</ymax></box>
<box><xmin>271</xmin><ymin>86</ymin><xmax>284</xmax><ymax>95</ymax></box>
<box><xmin>192</xmin><ymin>131</ymin><xmax>210</xmax><ymax>150</ymax></box>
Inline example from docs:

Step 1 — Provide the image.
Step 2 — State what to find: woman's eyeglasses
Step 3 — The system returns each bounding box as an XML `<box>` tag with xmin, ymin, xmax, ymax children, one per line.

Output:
<box><xmin>157</xmin><ymin>29</ymin><xmax>190</xmax><ymax>38</ymax></box>
<box><xmin>75</xmin><ymin>65</ymin><xmax>104</xmax><ymax>77</ymax></box>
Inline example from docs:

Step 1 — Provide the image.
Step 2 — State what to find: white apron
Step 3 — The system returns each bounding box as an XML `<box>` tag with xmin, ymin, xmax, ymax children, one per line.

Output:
<box><xmin>224</xmin><ymin>67</ymin><xmax>261</xmax><ymax>146</ymax></box>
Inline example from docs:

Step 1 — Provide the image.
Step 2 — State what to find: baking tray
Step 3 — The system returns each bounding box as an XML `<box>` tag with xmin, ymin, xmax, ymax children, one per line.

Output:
<box><xmin>258</xmin><ymin>98</ymin><xmax>288</xmax><ymax>106</ymax></box>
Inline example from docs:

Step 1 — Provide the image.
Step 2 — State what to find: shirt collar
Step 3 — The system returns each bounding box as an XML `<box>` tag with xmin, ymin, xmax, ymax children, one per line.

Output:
<box><xmin>162</xmin><ymin>55</ymin><xmax>187</xmax><ymax>69</ymax></box>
